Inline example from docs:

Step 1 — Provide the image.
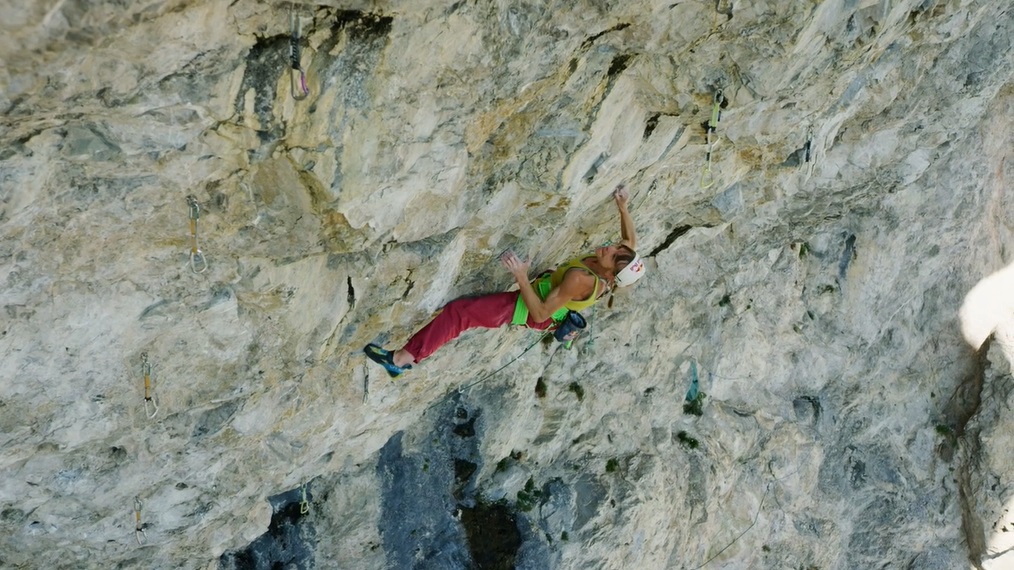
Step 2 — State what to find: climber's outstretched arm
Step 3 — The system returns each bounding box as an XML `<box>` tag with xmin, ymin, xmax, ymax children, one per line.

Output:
<box><xmin>614</xmin><ymin>185</ymin><xmax>637</xmax><ymax>251</ymax></box>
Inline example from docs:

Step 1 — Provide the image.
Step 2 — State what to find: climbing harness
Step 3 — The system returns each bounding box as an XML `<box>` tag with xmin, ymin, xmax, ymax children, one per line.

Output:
<box><xmin>134</xmin><ymin>496</ymin><xmax>147</xmax><ymax>545</ymax></box>
<box><xmin>700</xmin><ymin>89</ymin><xmax>726</xmax><ymax>189</ymax></box>
<box><xmin>290</xmin><ymin>11</ymin><xmax>310</xmax><ymax>100</ymax></box>
<box><xmin>186</xmin><ymin>195</ymin><xmax>208</xmax><ymax>274</ymax></box>
<box><xmin>140</xmin><ymin>353</ymin><xmax>159</xmax><ymax>419</ymax></box>
<box><xmin>299</xmin><ymin>483</ymin><xmax>310</xmax><ymax>515</ymax></box>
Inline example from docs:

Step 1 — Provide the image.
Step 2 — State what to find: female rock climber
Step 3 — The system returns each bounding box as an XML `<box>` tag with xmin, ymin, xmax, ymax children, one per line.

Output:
<box><xmin>364</xmin><ymin>185</ymin><xmax>646</xmax><ymax>378</ymax></box>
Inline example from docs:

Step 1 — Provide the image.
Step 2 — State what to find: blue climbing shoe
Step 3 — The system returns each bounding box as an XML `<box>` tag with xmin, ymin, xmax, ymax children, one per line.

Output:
<box><xmin>363</xmin><ymin>344</ymin><xmax>411</xmax><ymax>378</ymax></box>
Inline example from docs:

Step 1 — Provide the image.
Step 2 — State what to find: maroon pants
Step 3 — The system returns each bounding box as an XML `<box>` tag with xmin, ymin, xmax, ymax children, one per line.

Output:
<box><xmin>402</xmin><ymin>292</ymin><xmax>553</xmax><ymax>362</ymax></box>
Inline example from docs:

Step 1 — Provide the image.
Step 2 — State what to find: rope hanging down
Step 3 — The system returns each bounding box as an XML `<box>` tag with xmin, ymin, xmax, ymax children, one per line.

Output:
<box><xmin>186</xmin><ymin>195</ymin><xmax>208</xmax><ymax>274</ymax></box>
<box><xmin>700</xmin><ymin>89</ymin><xmax>726</xmax><ymax>189</ymax></box>
<box><xmin>689</xmin><ymin>484</ymin><xmax>769</xmax><ymax>569</ymax></box>
<box><xmin>290</xmin><ymin>11</ymin><xmax>310</xmax><ymax>100</ymax></box>
<box><xmin>420</xmin><ymin>330</ymin><xmax>553</xmax><ymax>417</ymax></box>
<box><xmin>461</xmin><ymin>330</ymin><xmax>553</xmax><ymax>393</ymax></box>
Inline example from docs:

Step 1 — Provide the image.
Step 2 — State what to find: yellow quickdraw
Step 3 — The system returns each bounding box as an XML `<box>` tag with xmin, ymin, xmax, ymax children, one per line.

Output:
<box><xmin>186</xmin><ymin>196</ymin><xmax>208</xmax><ymax>274</ymax></box>
<box><xmin>140</xmin><ymin>352</ymin><xmax>158</xmax><ymax>419</ymax></box>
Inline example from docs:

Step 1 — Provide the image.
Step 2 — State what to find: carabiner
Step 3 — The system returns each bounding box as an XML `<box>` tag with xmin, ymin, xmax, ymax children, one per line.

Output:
<box><xmin>186</xmin><ymin>196</ymin><xmax>208</xmax><ymax>274</ymax></box>
<box><xmin>709</xmin><ymin>89</ymin><xmax>724</xmax><ymax>130</ymax></box>
<box><xmin>134</xmin><ymin>496</ymin><xmax>147</xmax><ymax>545</ymax></box>
<box><xmin>291</xmin><ymin>69</ymin><xmax>310</xmax><ymax>100</ymax></box>
<box><xmin>187</xmin><ymin>195</ymin><xmax>200</xmax><ymax>220</ymax></box>
<box><xmin>190</xmin><ymin>250</ymin><xmax>208</xmax><ymax>274</ymax></box>
<box><xmin>700</xmin><ymin>137</ymin><xmax>716</xmax><ymax>189</ymax></box>
<box><xmin>141</xmin><ymin>353</ymin><xmax>159</xmax><ymax>419</ymax></box>
<box><xmin>290</xmin><ymin>12</ymin><xmax>310</xmax><ymax>100</ymax></box>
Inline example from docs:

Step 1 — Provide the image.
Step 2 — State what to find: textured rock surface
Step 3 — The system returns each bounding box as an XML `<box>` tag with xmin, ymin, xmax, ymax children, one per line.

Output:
<box><xmin>1</xmin><ymin>0</ymin><xmax>1012</xmax><ymax>568</ymax></box>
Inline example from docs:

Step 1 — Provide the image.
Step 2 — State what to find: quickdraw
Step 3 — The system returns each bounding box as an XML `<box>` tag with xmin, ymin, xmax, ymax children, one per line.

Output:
<box><xmin>140</xmin><ymin>352</ymin><xmax>159</xmax><ymax>419</ymax></box>
<box><xmin>134</xmin><ymin>496</ymin><xmax>147</xmax><ymax>545</ymax></box>
<box><xmin>299</xmin><ymin>483</ymin><xmax>310</xmax><ymax>515</ymax></box>
<box><xmin>700</xmin><ymin>89</ymin><xmax>726</xmax><ymax>189</ymax></box>
<box><xmin>186</xmin><ymin>195</ymin><xmax>208</xmax><ymax>274</ymax></box>
<box><xmin>802</xmin><ymin>127</ymin><xmax>816</xmax><ymax>177</ymax></box>
<box><xmin>290</xmin><ymin>12</ymin><xmax>310</xmax><ymax>100</ymax></box>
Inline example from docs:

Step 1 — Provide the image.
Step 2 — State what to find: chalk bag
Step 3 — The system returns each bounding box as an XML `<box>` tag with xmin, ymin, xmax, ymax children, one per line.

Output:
<box><xmin>554</xmin><ymin>311</ymin><xmax>587</xmax><ymax>343</ymax></box>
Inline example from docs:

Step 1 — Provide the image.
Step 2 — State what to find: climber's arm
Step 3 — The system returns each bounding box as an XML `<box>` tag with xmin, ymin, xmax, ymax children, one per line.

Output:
<box><xmin>614</xmin><ymin>185</ymin><xmax>637</xmax><ymax>251</ymax></box>
<box><xmin>502</xmin><ymin>252</ymin><xmax>593</xmax><ymax>323</ymax></box>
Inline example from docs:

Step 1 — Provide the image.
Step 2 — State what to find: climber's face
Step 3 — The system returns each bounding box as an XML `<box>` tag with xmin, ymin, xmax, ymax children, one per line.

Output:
<box><xmin>595</xmin><ymin>244</ymin><xmax>635</xmax><ymax>278</ymax></box>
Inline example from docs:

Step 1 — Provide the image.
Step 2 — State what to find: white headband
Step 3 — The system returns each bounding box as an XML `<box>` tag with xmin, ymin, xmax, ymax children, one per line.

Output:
<box><xmin>614</xmin><ymin>254</ymin><xmax>646</xmax><ymax>287</ymax></box>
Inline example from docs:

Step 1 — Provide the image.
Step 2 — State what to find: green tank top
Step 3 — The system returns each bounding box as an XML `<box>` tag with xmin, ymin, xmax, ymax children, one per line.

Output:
<box><xmin>509</xmin><ymin>255</ymin><xmax>603</xmax><ymax>326</ymax></box>
<box><xmin>548</xmin><ymin>256</ymin><xmax>602</xmax><ymax>311</ymax></box>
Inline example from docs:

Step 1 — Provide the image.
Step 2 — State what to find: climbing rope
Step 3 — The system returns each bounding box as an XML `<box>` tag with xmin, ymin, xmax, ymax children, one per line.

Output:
<box><xmin>419</xmin><ymin>329</ymin><xmax>553</xmax><ymax>414</ymax></box>
<box><xmin>689</xmin><ymin>484</ymin><xmax>770</xmax><ymax>569</ymax></box>
<box><xmin>186</xmin><ymin>195</ymin><xmax>208</xmax><ymax>274</ymax></box>
<box><xmin>290</xmin><ymin>11</ymin><xmax>310</xmax><ymax>100</ymax></box>
<box><xmin>134</xmin><ymin>496</ymin><xmax>147</xmax><ymax>545</ymax></box>
<box><xmin>459</xmin><ymin>331</ymin><xmax>553</xmax><ymax>394</ymax></box>
<box><xmin>140</xmin><ymin>352</ymin><xmax>158</xmax><ymax>419</ymax></box>
<box><xmin>700</xmin><ymin>89</ymin><xmax>726</xmax><ymax>189</ymax></box>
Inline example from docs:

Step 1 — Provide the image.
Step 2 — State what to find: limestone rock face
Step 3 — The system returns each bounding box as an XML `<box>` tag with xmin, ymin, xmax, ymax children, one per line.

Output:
<box><xmin>1</xmin><ymin>0</ymin><xmax>1012</xmax><ymax>568</ymax></box>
